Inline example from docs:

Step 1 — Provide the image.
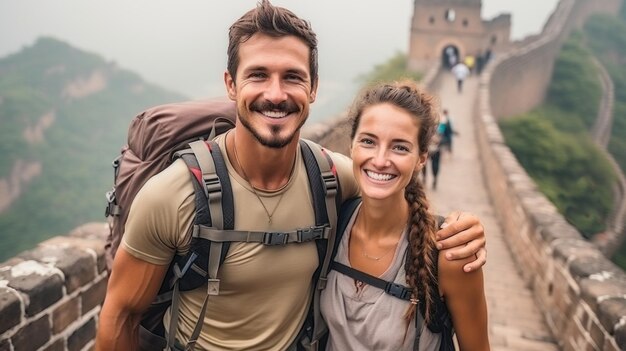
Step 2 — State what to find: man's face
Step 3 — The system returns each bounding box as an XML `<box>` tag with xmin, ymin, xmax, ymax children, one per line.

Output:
<box><xmin>225</xmin><ymin>33</ymin><xmax>317</xmax><ymax>148</ymax></box>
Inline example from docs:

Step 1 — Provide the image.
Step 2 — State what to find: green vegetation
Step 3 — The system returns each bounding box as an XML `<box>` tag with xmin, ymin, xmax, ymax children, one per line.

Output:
<box><xmin>583</xmin><ymin>12</ymin><xmax>626</xmax><ymax>266</ymax></box>
<box><xmin>358</xmin><ymin>52</ymin><xmax>422</xmax><ymax>86</ymax></box>
<box><xmin>499</xmin><ymin>33</ymin><xmax>615</xmax><ymax>238</ymax></box>
<box><xmin>0</xmin><ymin>37</ymin><xmax>185</xmax><ymax>261</ymax></box>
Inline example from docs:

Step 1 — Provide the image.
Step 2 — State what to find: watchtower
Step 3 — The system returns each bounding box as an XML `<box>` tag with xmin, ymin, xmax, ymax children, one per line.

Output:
<box><xmin>407</xmin><ymin>0</ymin><xmax>511</xmax><ymax>71</ymax></box>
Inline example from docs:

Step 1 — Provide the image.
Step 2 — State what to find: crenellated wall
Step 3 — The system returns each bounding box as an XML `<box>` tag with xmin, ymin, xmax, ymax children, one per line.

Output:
<box><xmin>476</xmin><ymin>0</ymin><xmax>626</xmax><ymax>349</ymax></box>
<box><xmin>1</xmin><ymin>0</ymin><xmax>625</xmax><ymax>350</ymax></box>
<box><xmin>0</xmin><ymin>223</ymin><xmax>109</xmax><ymax>351</ymax></box>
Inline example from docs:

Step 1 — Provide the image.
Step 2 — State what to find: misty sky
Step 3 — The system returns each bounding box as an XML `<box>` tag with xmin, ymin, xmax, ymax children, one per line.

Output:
<box><xmin>0</xmin><ymin>0</ymin><xmax>558</xmax><ymax>121</ymax></box>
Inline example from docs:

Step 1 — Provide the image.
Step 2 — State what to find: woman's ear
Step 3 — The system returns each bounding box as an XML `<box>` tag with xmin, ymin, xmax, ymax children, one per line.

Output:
<box><xmin>420</xmin><ymin>153</ymin><xmax>428</xmax><ymax>165</ymax></box>
<box><xmin>416</xmin><ymin>153</ymin><xmax>428</xmax><ymax>171</ymax></box>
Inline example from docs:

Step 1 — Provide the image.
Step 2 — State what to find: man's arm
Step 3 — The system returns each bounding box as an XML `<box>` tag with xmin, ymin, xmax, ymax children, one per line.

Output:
<box><xmin>436</xmin><ymin>211</ymin><xmax>487</xmax><ymax>272</ymax></box>
<box><xmin>96</xmin><ymin>248</ymin><xmax>168</xmax><ymax>350</ymax></box>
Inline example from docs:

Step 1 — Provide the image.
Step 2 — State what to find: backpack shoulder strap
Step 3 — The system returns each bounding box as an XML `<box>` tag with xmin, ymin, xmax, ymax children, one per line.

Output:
<box><xmin>333</xmin><ymin>197</ymin><xmax>362</xmax><ymax>257</ymax></box>
<box><xmin>299</xmin><ymin>139</ymin><xmax>339</xmax><ymax>237</ymax></box>
<box><xmin>165</xmin><ymin>139</ymin><xmax>234</xmax><ymax>350</ymax></box>
<box><xmin>329</xmin><ymin>209</ymin><xmax>453</xmax><ymax>350</ymax></box>
<box><xmin>329</xmin><ymin>197</ymin><xmax>412</xmax><ymax>302</ymax></box>
<box><xmin>297</xmin><ymin>139</ymin><xmax>343</xmax><ymax>349</ymax></box>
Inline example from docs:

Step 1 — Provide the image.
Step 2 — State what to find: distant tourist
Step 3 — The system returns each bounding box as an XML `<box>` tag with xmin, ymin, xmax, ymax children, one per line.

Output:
<box><xmin>451</xmin><ymin>62</ymin><xmax>470</xmax><ymax>93</ymax></box>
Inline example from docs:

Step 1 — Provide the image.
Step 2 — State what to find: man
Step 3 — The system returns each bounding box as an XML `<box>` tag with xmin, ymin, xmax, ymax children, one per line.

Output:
<box><xmin>97</xmin><ymin>1</ymin><xmax>487</xmax><ymax>350</ymax></box>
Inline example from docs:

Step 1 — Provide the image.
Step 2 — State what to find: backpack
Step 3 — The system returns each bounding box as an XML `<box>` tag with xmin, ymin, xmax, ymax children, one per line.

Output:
<box><xmin>104</xmin><ymin>97</ymin><xmax>238</xmax><ymax>269</ymax></box>
<box><xmin>104</xmin><ymin>98</ymin><xmax>341</xmax><ymax>351</ymax></box>
<box><xmin>330</xmin><ymin>197</ymin><xmax>455</xmax><ymax>351</ymax></box>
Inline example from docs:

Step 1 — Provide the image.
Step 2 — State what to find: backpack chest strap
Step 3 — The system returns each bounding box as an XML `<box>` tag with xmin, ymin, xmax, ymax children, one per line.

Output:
<box><xmin>192</xmin><ymin>225</ymin><xmax>330</xmax><ymax>245</ymax></box>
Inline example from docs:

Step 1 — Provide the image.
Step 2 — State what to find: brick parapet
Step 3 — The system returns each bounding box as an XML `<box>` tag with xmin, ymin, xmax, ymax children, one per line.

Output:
<box><xmin>0</xmin><ymin>223</ymin><xmax>108</xmax><ymax>351</ymax></box>
<box><xmin>477</xmin><ymin>0</ymin><xmax>625</xmax><ymax>349</ymax></box>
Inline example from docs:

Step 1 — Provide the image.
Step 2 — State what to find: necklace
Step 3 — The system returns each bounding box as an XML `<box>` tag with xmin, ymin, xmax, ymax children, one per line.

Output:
<box><xmin>232</xmin><ymin>139</ymin><xmax>292</xmax><ymax>224</ymax></box>
<box><xmin>359</xmin><ymin>225</ymin><xmax>404</xmax><ymax>261</ymax></box>
<box><xmin>361</xmin><ymin>242</ymin><xmax>398</xmax><ymax>261</ymax></box>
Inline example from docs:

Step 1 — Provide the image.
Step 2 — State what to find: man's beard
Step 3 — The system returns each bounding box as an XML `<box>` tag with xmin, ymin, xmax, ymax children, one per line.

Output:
<box><xmin>238</xmin><ymin>100</ymin><xmax>307</xmax><ymax>148</ymax></box>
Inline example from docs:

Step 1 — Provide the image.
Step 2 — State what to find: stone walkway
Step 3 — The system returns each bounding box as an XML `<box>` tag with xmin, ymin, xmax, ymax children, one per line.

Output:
<box><xmin>426</xmin><ymin>73</ymin><xmax>561</xmax><ymax>350</ymax></box>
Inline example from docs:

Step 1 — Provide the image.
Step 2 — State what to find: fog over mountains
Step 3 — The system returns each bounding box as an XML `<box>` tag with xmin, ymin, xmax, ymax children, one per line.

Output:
<box><xmin>0</xmin><ymin>0</ymin><xmax>558</xmax><ymax>122</ymax></box>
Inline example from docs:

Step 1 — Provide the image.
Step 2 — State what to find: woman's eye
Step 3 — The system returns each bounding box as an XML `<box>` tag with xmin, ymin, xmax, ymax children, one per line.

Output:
<box><xmin>393</xmin><ymin>145</ymin><xmax>410</xmax><ymax>152</ymax></box>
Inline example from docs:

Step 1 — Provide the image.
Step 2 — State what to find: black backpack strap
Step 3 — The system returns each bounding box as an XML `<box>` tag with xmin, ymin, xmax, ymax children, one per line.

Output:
<box><xmin>329</xmin><ymin>208</ymin><xmax>452</xmax><ymax>351</ymax></box>
<box><xmin>330</xmin><ymin>197</ymin><xmax>412</xmax><ymax>302</ymax></box>
<box><xmin>333</xmin><ymin>197</ymin><xmax>362</xmax><ymax>258</ymax></box>
<box><xmin>300</xmin><ymin>139</ymin><xmax>338</xmax><ymax>241</ymax></box>
<box><xmin>331</xmin><ymin>261</ymin><xmax>413</xmax><ymax>300</ymax></box>
<box><xmin>298</xmin><ymin>139</ymin><xmax>340</xmax><ymax>350</ymax></box>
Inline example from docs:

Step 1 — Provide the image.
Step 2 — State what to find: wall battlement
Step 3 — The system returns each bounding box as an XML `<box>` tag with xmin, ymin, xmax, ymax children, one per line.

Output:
<box><xmin>477</xmin><ymin>0</ymin><xmax>626</xmax><ymax>349</ymax></box>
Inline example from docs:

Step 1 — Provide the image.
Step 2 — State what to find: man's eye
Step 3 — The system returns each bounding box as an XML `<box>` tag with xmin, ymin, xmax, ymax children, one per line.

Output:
<box><xmin>285</xmin><ymin>74</ymin><xmax>303</xmax><ymax>81</ymax></box>
<box><xmin>249</xmin><ymin>72</ymin><xmax>266</xmax><ymax>79</ymax></box>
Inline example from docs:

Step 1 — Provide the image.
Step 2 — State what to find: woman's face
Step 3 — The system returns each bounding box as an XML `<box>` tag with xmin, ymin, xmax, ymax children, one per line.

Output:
<box><xmin>351</xmin><ymin>103</ymin><xmax>425</xmax><ymax>202</ymax></box>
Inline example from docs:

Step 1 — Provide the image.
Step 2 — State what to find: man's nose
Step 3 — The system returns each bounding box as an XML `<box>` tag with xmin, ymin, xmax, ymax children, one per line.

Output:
<box><xmin>264</xmin><ymin>77</ymin><xmax>287</xmax><ymax>104</ymax></box>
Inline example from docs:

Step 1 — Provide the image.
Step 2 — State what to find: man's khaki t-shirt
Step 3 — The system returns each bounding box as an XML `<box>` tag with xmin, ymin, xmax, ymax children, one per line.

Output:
<box><xmin>122</xmin><ymin>133</ymin><xmax>358</xmax><ymax>350</ymax></box>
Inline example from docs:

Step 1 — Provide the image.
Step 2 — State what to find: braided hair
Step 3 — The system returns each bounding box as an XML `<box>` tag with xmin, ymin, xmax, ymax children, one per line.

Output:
<box><xmin>348</xmin><ymin>80</ymin><xmax>440</xmax><ymax>323</ymax></box>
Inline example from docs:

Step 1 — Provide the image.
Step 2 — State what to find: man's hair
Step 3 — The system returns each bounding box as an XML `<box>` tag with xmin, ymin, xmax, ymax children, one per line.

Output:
<box><xmin>227</xmin><ymin>0</ymin><xmax>319</xmax><ymax>88</ymax></box>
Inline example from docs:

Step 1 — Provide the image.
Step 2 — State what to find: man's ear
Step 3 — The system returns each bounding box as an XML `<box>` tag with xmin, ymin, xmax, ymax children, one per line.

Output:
<box><xmin>224</xmin><ymin>71</ymin><xmax>236</xmax><ymax>101</ymax></box>
<box><xmin>309</xmin><ymin>78</ymin><xmax>319</xmax><ymax>103</ymax></box>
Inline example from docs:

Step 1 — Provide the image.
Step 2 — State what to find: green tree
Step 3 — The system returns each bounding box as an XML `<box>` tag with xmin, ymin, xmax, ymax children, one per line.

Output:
<box><xmin>358</xmin><ymin>52</ymin><xmax>422</xmax><ymax>85</ymax></box>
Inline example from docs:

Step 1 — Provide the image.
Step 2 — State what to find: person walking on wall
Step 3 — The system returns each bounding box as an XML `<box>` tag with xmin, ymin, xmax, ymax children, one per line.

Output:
<box><xmin>96</xmin><ymin>1</ymin><xmax>489</xmax><ymax>350</ymax></box>
<box><xmin>451</xmin><ymin>62</ymin><xmax>470</xmax><ymax>93</ymax></box>
<box><xmin>464</xmin><ymin>55</ymin><xmax>475</xmax><ymax>74</ymax></box>
<box><xmin>321</xmin><ymin>81</ymin><xmax>490</xmax><ymax>350</ymax></box>
<box><xmin>439</xmin><ymin>109</ymin><xmax>457</xmax><ymax>155</ymax></box>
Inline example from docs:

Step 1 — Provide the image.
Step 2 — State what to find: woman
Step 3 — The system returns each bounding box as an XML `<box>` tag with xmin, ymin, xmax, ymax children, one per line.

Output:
<box><xmin>320</xmin><ymin>81</ymin><xmax>489</xmax><ymax>350</ymax></box>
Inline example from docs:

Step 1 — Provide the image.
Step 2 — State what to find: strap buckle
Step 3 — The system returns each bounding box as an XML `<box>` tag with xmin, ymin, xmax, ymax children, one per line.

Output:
<box><xmin>263</xmin><ymin>232</ymin><xmax>289</xmax><ymax>246</ymax></box>
<box><xmin>321</xmin><ymin>171</ymin><xmax>338</xmax><ymax>192</ymax></box>
<box><xmin>204</xmin><ymin>174</ymin><xmax>221</xmax><ymax>194</ymax></box>
<box><xmin>385</xmin><ymin>282</ymin><xmax>412</xmax><ymax>300</ymax></box>
<box><xmin>207</xmin><ymin>278</ymin><xmax>220</xmax><ymax>296</ymax></box>
<box><xmin>297</xmin><ymin>227</ymin><xmax>325</xmax><ymax>242</ymax></box>
<box><xmin>105</xmin><ymin>189</ymin><xmax>119</xmax><ymax>217</ymax></box>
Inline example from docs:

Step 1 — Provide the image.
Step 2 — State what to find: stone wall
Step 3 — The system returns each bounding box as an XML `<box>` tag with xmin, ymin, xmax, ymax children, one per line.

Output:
<box><xmin>476</xmin><ymin>0</ymin><xmax>626</xmax><ymax>349</ymax></box>
<box><xmin>0</xmin><ymin>223</ymin><xmax>108</xmax><ymax>351</ymax></box>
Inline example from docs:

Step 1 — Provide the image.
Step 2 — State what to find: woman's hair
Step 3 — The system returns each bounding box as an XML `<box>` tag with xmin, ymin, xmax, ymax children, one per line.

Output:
<box><xmin>227</xmin><ymin>0</ymin><xmax>318</xmax><ymax>88</ymax></box>
<box><xmin>349</xmin><ymin>80</ymin><xmax>440</xmax><ymax>324</ymax></box>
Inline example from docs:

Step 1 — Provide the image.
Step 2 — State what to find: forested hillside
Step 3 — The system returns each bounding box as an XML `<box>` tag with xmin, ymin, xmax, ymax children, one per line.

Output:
<box><xmin>499</xmin><ymin>32</ymin><xmax>615</xmax><ymax>238</ymax></box>
<box><xmin>0</xmin><ymin>37</ymin><xmax>186</xmax><ymax>261</ymax></box>
<box><xmin>583</xmin><ymin>9</ymin><xmax>626</xmax><ymax>267</ymax></box>
<box><xmin>499</xmin><ymin>6</ymin><xmax>626</xmax><ymax>246</ymax></box>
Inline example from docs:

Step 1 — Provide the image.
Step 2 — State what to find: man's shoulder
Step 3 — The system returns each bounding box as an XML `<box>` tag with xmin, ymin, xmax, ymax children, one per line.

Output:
<box><xmin>302</xmin><ymin>140</ymin><xmax>359</xmax><ymax>200</ymax></box>
<box><xmin>302</xmin><ymin>139</ymin><xmax>352</xmax><ymax>174</ymax></box>
<box><xmin>135</xmin><ymin>158</ymin><xmax>194</xmax><ymax>204</ymax></box>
